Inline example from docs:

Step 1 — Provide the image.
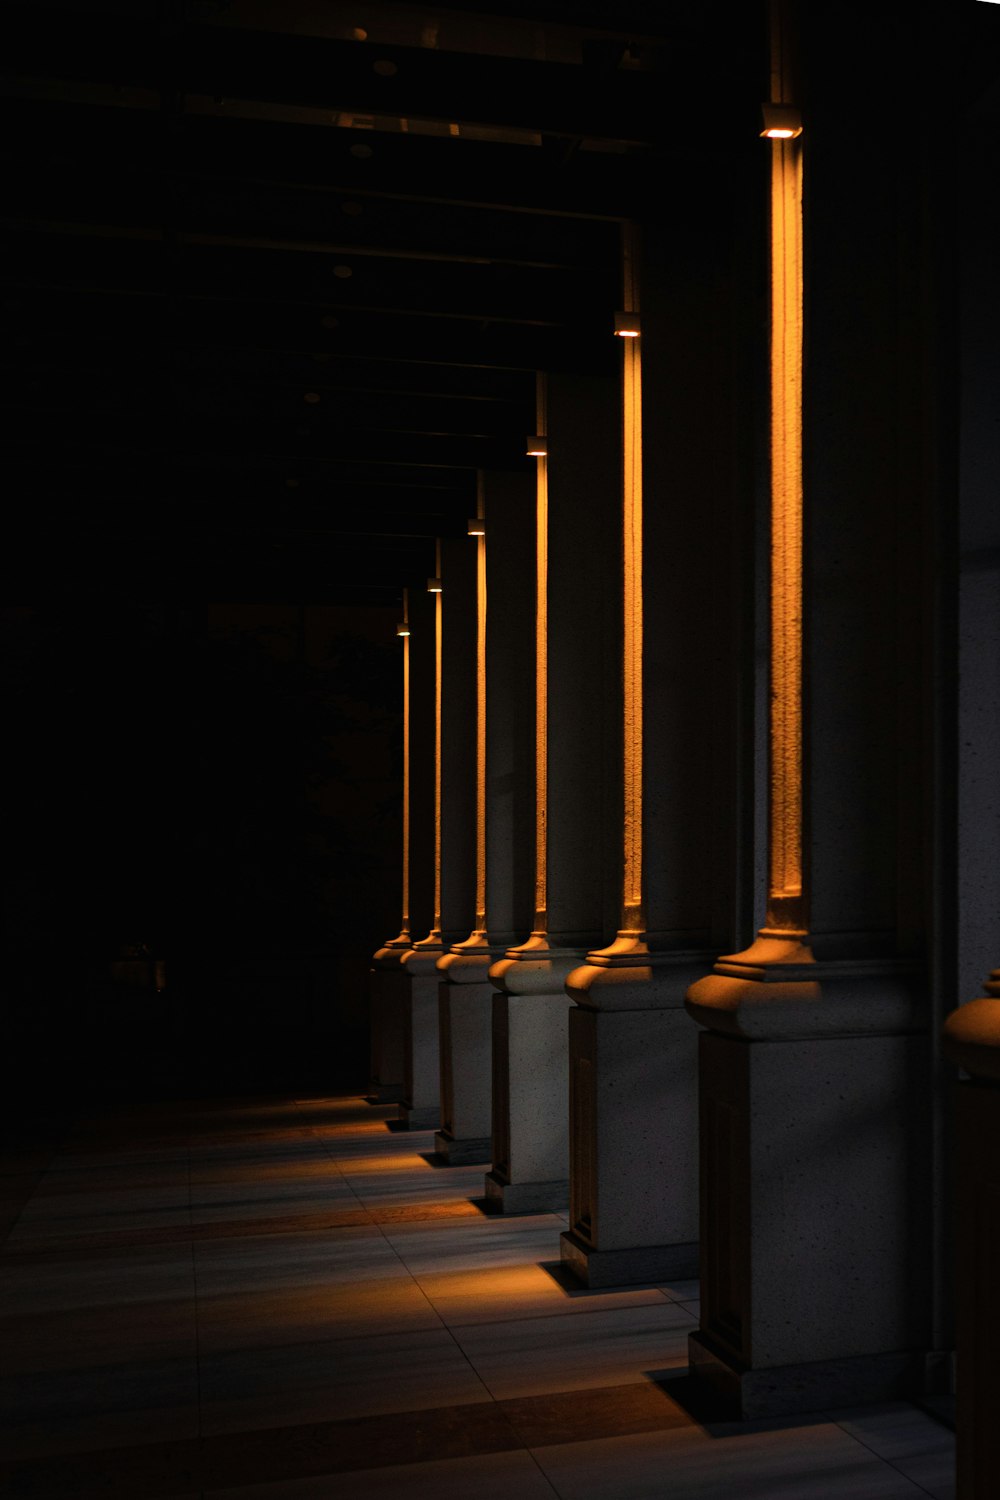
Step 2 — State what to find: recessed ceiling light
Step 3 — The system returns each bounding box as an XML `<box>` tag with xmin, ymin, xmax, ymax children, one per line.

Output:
<box><xmin>350</xmin><ymin>26</ymin><xmax>368</xmax><ymax>41</ymax></box>
<box><xmin>373</xmin><ymin>59</ymin><xmax>398</xmax><ymax>77</ymax></box>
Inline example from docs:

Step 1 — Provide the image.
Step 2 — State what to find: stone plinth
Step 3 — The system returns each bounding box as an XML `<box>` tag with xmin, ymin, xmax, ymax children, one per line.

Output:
<box><xmin>397</xmin><ymin>946</ymin><xmax>444</xmax><ymax>1130</ymax></box>
<box><xmin>943</xmin><ymin>983</ymin><xmax>1000</xmax><ymax>1498</ymax></box>
<box><xmin>685</xmin><ymin>942</ymin><xmax>928</xmax><ymax>1418</ymax></box>
<box><xmin>434</xmin><ymin>950</ymin><xmax>494</xmax><ymax>1164</ymax></box>
<box><xmin>486</xmin><ymin>944</ymin><xmax>580</xmax><ymax>1212</ymax></box>
<box><xmin>559</xmin><ymin>948</ymin><xmax>709</xmax><ymax>1287</ymax></box>
<box><xmin>367</xmin><ymin>941</ymin><xmax>409</xmax><ymax>1104</ymax></box>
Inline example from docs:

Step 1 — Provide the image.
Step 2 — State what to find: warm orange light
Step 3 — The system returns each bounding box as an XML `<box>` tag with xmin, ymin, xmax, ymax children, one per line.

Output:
<box><xmin>474</xmin><ymin>472</ymin><xmax>488</xmax><ymax>931</ymax></box>
<box><xmin>467</xmin><ymin>518</ymin><xmax>486</xmax><ymax>537</ymax></box>
<box><xmin>432</xmin><ymin>541</ymin><xmax>443</xmax><ymax>936</ymax></box>
<box><xmin>766</xmin><ymin>126</ymin><xmax>805</xmax><ymax>932</ymax></box>
<box><xmin>614</xmin><ymin>310</ymin><xmax>642</xmax><ymax>338</ymax></box>
<box><xmin>534</xmin><ymin>373</ymin><xmax>549</xmax><ymax>930</ymax></box>
<box><xmin>760</xmin><ymin>103</ymin><xmax>802</xmax><ymax>139</ymax></box>
<box><xmin>427</xmin><ymin>577</ymin><xmax>442</xmax><ymax>593</ymax></box>
<box><xmin>526</xmin><ymin>435</ymin><xmax>548</xmax><ymax>457</ymax></box>
<box><xmin>400</xmin><ymin>588</ymin><xmax>411</xmax><ymax>937</ymax></box>
<box><xmin>620</xmin><ymin>228</ymin><xmax>644</xmax><ymax>935</ymax></box>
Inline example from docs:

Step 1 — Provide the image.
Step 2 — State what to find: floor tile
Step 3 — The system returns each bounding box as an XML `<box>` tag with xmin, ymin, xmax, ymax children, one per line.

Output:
<box><xmin>2</xmin><ymin>1296</ymin><xmax>198</xmax><ymax>1375</ymax></box>
<box><xmin>214</xmin><ymin>1448</ymin><xmax>559</xmax><ymax>1499</ymax></box>
<box><xmin>380</xmin><ymin>1214</ymin><xmax>565</xmax><ymax>1275</ymax></box>
<box><xmin>0</xmin><ymin>1246</ymin><xmax>196</xmax><ymax>1315</ymax></box>
<box><xmin>660</xmin><ymin>1279</ymin><xmax>700</xmax><ymax>1301</ymax></box>
<box><xmin>0</xmin><ymin>1356</ymin><xmax>200</xmax><ymax>1459</ymax></box>
<box><xmin>198</xmin><ymin>1328</ymin><xmax>493</xmax><ymax>1433</ymax></box>
<box><xmin>835</xmin><ymin>1405</ymin><xmax>956</xmax><ymax>1500</ymax></box>
<box><xmin>415</xmin><ymin>1262</ymin><xmax>670</xmax><ymax>1327</ymax></box>
<box><xmin>196</xmin><ymin>1279</ymin><xmax>443</xmax><ymax>1351</ymax></box>
<box><xmin>193</xmin><ymin>1224</ymin><xmax>408</xmax><ymax>1293</ymax></box>
<box><xmin>530</xmin><ymin>1419</ymin><xmax>934</xmax><ymax>1499</ymax></box>
<box><xmin>452</xmin><ymin>1301</ymin><xmax>698</xmax><ymax>1400</ymax></box>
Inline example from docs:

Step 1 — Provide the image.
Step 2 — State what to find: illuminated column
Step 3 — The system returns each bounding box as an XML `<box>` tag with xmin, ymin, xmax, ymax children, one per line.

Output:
<box><xmin>399</xmin><ymin>537</ymin><xmax>477</xmax><ymax>1130</ymax></box>
<box><xmin>435</xmin><ymin>471</ymin><xmax>535</xmax><ymax>1164</ymax></box>
<box><xmin>944</xmin><ymin>973</ymin><xmax>1000</xmax><ymax>1499</ymax></box>
<box><xmin>684</xmin><ymin>0</ymin><xmax>938</xmax><ymax>1418</ymax></box>
<box><xmin>369</xmin><ymin>588</ymin><xmax>435</xmax><ymax>1106</ymax></box>
<box><xmin>557</xmin><ymin>202</ymin><xmax>751</xmax><ymax>1287</ymax></box>
<box><xmin>367</xmin><ymin>590</ymin><xmax>415</xmax><ymax>1104</ymax></box>
<box><xmin>487</xmin><ymin>371</ymin><xmax>619</xmax><ymax>1212</ymax></box>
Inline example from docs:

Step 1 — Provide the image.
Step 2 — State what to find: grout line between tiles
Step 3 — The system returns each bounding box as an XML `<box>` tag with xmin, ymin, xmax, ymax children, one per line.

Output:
<box><xmin>831</xmin><ymin>1419</ymin><xmax>950</xmax><ymax>1500</ymax></box>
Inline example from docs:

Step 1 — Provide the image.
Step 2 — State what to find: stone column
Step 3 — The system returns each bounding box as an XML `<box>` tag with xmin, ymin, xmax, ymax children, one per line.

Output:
<box><xmin>559</xmin><ymin>204</ymin><xmax>751</xmax><ymax>1287</ymax></box>
<box><xmin>368</xmin><ymin>587</ymin><xmax>434</xmax><ymax>1104</ymax></box>
<box><xmin>398</xmin><ymin>537</ymin><xmax>477</xmax><ymax>1129</ymax></box>
<box><xmin>435</xmin><ymin>471</ymin><xmax>535</xmax><ymax>1163</ymax></box>
<box><xmin>684</xmin><ymin>0</ymin><xmax>945</xmax><ymax>1418</ymax></box>
<box><xmin>488</xmin><ymin>370</ymin><xmax>619</xmax><ymax>1212</ymax></box>
<box><xmin>943</xmin><ymin>976</ymin><xmax>1000</xmax><ymax>1500</ymax></box>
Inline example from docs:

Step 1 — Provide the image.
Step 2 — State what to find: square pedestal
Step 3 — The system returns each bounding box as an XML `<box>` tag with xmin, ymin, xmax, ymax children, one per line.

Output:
<box><xmin>397</xmin><ymin>971</ymin><xmax>440</xmax><ymax>1130</ymax></box>
<box><xmin>368</xmin><ymin>965</ymin><xmax>406</xmax><ymax>1104</ymax></box>
<box><xmin>561</xmin><ymin>1003</ymin><xmax>699</xmax><ymax>1287</ymax></box>
<box><xmin>690</xmin><ymin>1028</ymin><xmax>930</xmax><ymax>1417</ymax></box>
<box><xmin>436</xmin><ymin>979</ymin><xmax>493</xmax><ymax>1164</ymax></box>
<box><xmin>487</xmin><ymin>989</ymin><xmax>572</xmax><ymax>1213</ymax></box>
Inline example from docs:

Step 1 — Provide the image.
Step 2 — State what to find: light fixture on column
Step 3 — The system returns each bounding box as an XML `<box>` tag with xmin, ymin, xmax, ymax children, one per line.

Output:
<box><xmin>467</xmin><ymin>518</ymin><xmax>486</xmax><ymax>537</ymax></box>
<box><xmin>614</xmin><ymin>311</ymin><xmax>642</xmax><ymax>338</ymax></box>
<box><xmin>427</xmin><ymin>577</ymin><xmax>442</xmax><ymax>593</ymax></box>
<box><xmin>395</xmin><ymin>622</ymin><xmax>410</xmax><ymax>637</ymax></box>
<box><xmin>760</xmin><ymin>103</ymin><xmax>802</xmax><ymax>139</ymax></box>
<box><xmin>526</xmin><ymin>435</ymin><xmax>548</xmax><ymax>457</ymax></box>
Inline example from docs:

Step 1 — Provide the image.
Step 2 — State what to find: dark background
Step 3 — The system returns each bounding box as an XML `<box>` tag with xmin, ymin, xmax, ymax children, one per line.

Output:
<box><xmin>3</xmin><ymin>602</ymin><xmax>401</xmax><ymax>1112</ymax></box>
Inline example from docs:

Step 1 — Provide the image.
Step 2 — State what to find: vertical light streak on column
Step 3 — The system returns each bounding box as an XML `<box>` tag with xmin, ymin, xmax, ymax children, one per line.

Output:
<box><xmin>766</xmin><ymin>134</ymin><xmax>805</xmax><ymax>932</ymax></box>
<box><xmin>400</xmin><ymin>587</ymin><xmax>411</xmax><ymax>937</ymax></box>
<box><xmin>621</xmin><ymin>224</ymin><xmax>644</xmax><ymax>935</ymax></box>
<box><xmin>432</xmin><ymin>539</ymin><xmax>443</xmax><ymax>938</ymax></box>
<box><xmin>474</xmin><ymin>472</ymin><xmax>488</xmax><ymax>933</ymax></box>
<box><xmin>533</xmin><ymin>374</ymin><xmax>549</xmax><ymax>932</ymax></box>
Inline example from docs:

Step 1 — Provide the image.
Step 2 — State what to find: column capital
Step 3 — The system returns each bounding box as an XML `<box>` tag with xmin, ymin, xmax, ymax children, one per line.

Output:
<box><xmin>567</xmin><ymin>949</ymin><xmax>713</xmax><ymax>1012</ymax></box>
<box><xmin>685</xmin><ymin>947</ymin><xmax>923</xmax><ymax>1041</ymax></box>
<box><xmin>372</xmin><ymin>939</ymin><xmax>411</xmax><ymax>971</ymax></box>
<box><xmin>490</xmin><ymin>944</ymin><xmax>585</xmax><ymax>995</ymax></box>
<box><xmin>402</xmin><ymin>943</ymin><xmax>445</xmax><ymax>977</ymax></box>
<box><xmin>943</xmin><ymin>975</ymin><xmax>1000</xmax><ymax>1081</ymax></box>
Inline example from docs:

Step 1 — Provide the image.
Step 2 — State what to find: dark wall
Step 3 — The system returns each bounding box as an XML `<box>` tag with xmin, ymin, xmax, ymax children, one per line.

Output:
<box><xmin>2</xmin><ymin>601</ymin><xmax>401</xmax><ymax>1117</ymax></box>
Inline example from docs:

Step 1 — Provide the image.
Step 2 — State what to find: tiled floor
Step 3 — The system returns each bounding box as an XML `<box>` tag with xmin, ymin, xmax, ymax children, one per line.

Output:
<box><xmin>0</xmin><ymin>1094</ymin><xmax>955</xmax><ymax>1498</ymax></box>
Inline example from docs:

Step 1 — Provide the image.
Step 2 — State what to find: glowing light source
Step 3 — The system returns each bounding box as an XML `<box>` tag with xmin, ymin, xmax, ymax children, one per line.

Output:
<box><xmin>760</xmin><ymin>103</ymin><xmax>802</xmax><ymax>139</ymax></box>
<box><xmin>474</xmin><ymin>471</ymin><xmax>487</xmax><ymax>932</ymax></box>
<box><xmin>619</xmin><ymin>228</ymin><xmax>644</xmax><ymax>937</ymax></box>
<box><xmin>467</xmin><ymin>517</ymin><xmax>486</xmax><ymax>536</ymax></box>
<box><xmin>764</xmin><ymin>99</ymin><xmax>805</xmax><ymax>933</ymax></box>
<box><xmin>533</xmin><ymin>373</ymin><xmax>549</xmax><ymax>931</ymax></box>
<box><xmin>614</xmin><ymin>310</ymin><xmax>642</xmax><ymax>338</ymax></box>
<box><xmin>396</xmin><ymin>622</ymin><xmax>410</xmax><ymax>637</ymax></box>
<box><xmin>427</xmin><ymin>577</ymin><xmax>442</xmax><ymax>593</ymax></box>
<box><xmin>526</xmin><ymin>435</ymin><xmax>548</xmax><ymax>457</ymax></box>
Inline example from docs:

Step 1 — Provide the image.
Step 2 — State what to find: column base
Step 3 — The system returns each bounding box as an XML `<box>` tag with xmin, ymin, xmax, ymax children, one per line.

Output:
<box><xmin>398</xmin><ymin>1103</ymin><xmax>439</xmax><ymax>1130</ymax></box>
<box><xmin>485</xmin><ymin>1169</ymin><xmax>568</xmax><ymax>1213</ymax></box>
<box><xmin>688</xmin><ymin>1330</ymin><xmax>924</xmax><ymax>1420</ymax></box>
<box><xmin>434</xmin><ymin>1129</ymin><xmax>491</xmax><ymax>1164</ymax></box>
<box><xmin>365</xmin><ymin>1083</ymin><xmax>406</xmax><ymax>1106</ymax></box>
<box><xmin>560</xmin><ymin>1228</ymin><xmax>698</xmax><ymax>1288</ymax></box>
